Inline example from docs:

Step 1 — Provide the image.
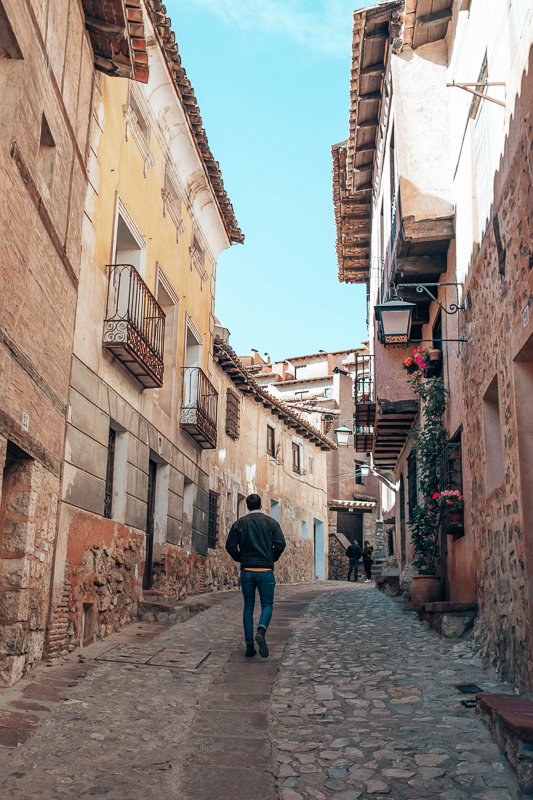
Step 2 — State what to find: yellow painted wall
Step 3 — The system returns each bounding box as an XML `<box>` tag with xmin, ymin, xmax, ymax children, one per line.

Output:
<box><xmin>92</xmin><ymin>76</ymin><xmax>215</xmax><ymax>377</ymax></box>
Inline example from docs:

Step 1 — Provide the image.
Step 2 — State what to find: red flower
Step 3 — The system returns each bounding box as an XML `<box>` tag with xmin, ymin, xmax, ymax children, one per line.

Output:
<box><xmin>432</xmin><ymin>492</ymin><xmax>440</xmax><ymax>500</ymax></box>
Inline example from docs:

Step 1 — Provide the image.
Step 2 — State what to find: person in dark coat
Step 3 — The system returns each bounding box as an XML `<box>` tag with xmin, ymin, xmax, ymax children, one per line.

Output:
<box><xmin>345</xmin><ymin>540</ymin><xmax>362</xmax><ymax>582</ymax></box>
<box><xmin>363</xmin><ymin>540</ymin><xmax>374</xmax><ymax>582</ymax></box>
<box><xmin>226</xmin><ymin>493</ymin><xmax>286</xmax><ymax>658</ymax></box>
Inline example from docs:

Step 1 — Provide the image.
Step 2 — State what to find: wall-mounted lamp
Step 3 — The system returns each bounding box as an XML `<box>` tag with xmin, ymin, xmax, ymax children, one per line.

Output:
<box><xmin>374</xmin><ymin>282</ymin><xmax>467</xmax><ymax>353</ymax></box>
<box><xmin>374</xmin><ymin>288</ymin><xmax>416</xmax><ymax>347</ymax></box>
<box><xmin>334</xmin><ymin>425</ymin><xmax>352</xmax><ymax>447</ymax></box>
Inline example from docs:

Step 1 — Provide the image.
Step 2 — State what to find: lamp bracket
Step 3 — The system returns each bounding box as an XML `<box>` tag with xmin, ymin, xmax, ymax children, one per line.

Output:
<box><xmin>395</xmin><ymin>282</ymin><xmax>465</xmax><ymax>316</ymax></box>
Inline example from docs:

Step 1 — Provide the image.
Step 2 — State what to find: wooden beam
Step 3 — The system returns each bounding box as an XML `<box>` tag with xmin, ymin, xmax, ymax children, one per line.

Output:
<box><xmin>361</xmin><ymin>63</ymin><xmax>385</xmax><ymax>77</ymax></box>
<box><xmin>417</xmin><ymin>9</ymin><xmax>452</xmax><ymax>28</ymax></box>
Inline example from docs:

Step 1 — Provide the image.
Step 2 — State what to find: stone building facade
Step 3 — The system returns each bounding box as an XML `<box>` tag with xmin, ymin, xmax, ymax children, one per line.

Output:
<box><xmin>0</xmin><ymin>0</ymin><xmax>148</xmax><ymax>686</ymax></box>
<box><xmin>209</xmin><ymin>333</ymin><xmax>333</xmax><ymax>586</ymax></box>
<box><xmin>243</xmin><ymin>348</ymin><xmax>378</xmax><ymax>577</ymax></box>
<box><xmin>333</xmin><ymin>0</ymin><xmax>533</xmax><ymax>689</ymax></box>
<box><xmin>47</xmin><ymin>1</ymin><xmax>244</xmax><ymax>658</ymax></box>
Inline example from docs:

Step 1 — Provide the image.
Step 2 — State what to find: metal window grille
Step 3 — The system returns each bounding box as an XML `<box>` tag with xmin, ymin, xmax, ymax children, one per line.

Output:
<box><xmin>103</xmin><ymin>428</ymin><xmax>116</xmax><ymax>519</ymax></box>
<box><xmin>407</xmin><ymin>450</ymin><xmax>418</xmax><ymax>513</ymax></box>
<box><xmin>267</xmin><ymin>425</ymin><xmax>275</xmax><ymax>457</ymax></box>
<box><xmin>208</xmin><ymin>491</ymin><xmax>219</xmax><ymax>549</ymax></box>
<box><xmin>437</xmin><ymin>436</ymin><xmax>464</xmax><ymax>535</ymax></box>
<box><xmin>225</xmin><ymin>388</ymin><xmax>240</xmax><ymax>439</ymax></box>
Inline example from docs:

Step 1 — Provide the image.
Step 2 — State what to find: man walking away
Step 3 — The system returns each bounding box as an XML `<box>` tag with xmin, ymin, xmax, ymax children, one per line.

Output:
<box><xmin>226</xmin><ymin>494</ymin><xmax>286</xmax><ymax>658</ymax></box>
<box><xmin>346</xmin><ymin>540</ymin><xmax>362</xmax><ymax>582</ymax></box>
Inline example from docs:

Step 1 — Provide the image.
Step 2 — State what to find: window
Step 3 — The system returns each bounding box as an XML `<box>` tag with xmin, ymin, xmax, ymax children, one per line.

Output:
<box><xmin>124</xmin><ymin>86</ymin><xmax>154</xmax><ymax>173</ymax></box>
<box><xmin>270</xmin><ymin>499</ymin><xmax>280</xmax><ymax>522</ymax></box>
<box><xmin>301</xmin><ymin>520</ymin><xmax>308</xmax><ymax>540</ymax></box>
<box><xmin>156</xmin><ymin>271</ymin><xmax>179</xmax><ymax>415</ymax></box>
<box><xmin>292</xmin><ymin>442</ymin><xmax>302</xmax><ymax>474</ymax></box>
<box><xmin>208</xmin><ymin>491</ymin><xmax>219</xmax><ymax>549</ymax></box>
<box><xmin>355</xmin><ymin>464</ymin><xmax>364</xmax><ymax>485</ymax></box>
<box><xmin>103</xmin><ymin>423</ymin><xmax>127</xmax><ymax>521</ymax></box>
<box><xmin>113</xmin><ymin>204</ymin><xmax>145</xmax><ymax>275</ymax></box>
<box><xmin>38</xmin><ymin>113</ymin><xmax>56</xmax><ymax>188</ymax></box>
<box><xmin>267</xmin><ymin>424</ymin><xmax>276</xmax><ymax>457</ymax></box>
<box><xmin>225</xmin><ymin>388</ymin><xmax>240</xmax><ymax>439</ymax></box>
<box><xmin>437</xmin><ymin>432</ymin><xmax>464</xmax><ymax>537</ymax></box>
<box><xmin>407</xmin><ymin>450</ymin><xmax>418</xmax><ymax>513</ymax></box>
<box><xmin>190</xmin><ymin>233</ymin><xmax>207</xmax><ymax>282</ymax></box>
<box><xmin>162</xmin><ymin>164</ymin><xmax>184</xmax><ymax>240</ymax></box>
<box><xmin>308</xmin><ymin>456</ymin><xmax>314</xmax><ymax>475</ymax></box>
<box><xmin>483</xmin><ymin>376</ymin><xmax>504</xmax><ymax>491</ymax></box>
<box><xmin>294</xmin><ymin>366</ymin><xmax>306</xmax><ymax>378</ymax></box>
<box><xmin>103</xmin><ymin>428</ymin><xmax>116</xmax><ymax>519</ymax></box>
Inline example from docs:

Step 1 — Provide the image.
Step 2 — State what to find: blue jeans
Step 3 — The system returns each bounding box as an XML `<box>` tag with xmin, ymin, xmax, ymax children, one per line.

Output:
<box><xmin>240</xmin><ymin>569</ymin><xmax>275</xmax><ymax>645</ymax></box>
<box><xmin>347</xmin><ymin>559</ymin><xmax>359</xmax><ymax>582</ymax></box>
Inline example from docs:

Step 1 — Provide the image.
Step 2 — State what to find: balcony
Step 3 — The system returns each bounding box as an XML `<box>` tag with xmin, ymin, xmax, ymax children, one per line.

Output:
<box><xmin>103</xmin><ymin>264</ymin><xmax>165</xmax><ymax>388</ymax></box>
<box><xmin>180</xmin><ymin>367</ymin><xmax>218</xmax><ymax>449</ymax></box>
<box><xmin>354</xmin><ymin>353</ymin><xmax>375</xmax><ymax>453</ymax></box>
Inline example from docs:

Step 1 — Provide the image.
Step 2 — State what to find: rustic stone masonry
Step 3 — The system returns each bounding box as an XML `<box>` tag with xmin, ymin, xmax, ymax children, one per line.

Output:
<box><xmin>328</xmin><ymin>531</ymin><xmax>351</xmax><ymax>581</ymax></box>
<box><xmin>460</xmin><ymin>49</ymin><xmax>533</xmax><ymax>691</ymax></box>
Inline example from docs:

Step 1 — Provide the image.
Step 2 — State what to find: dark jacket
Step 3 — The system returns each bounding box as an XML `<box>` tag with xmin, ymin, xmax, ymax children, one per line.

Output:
<box><xmin>346</xmin><ymin>542</ymin><xmax>362</xmax><ymax>561</ymax></box>
<box><xmin>225</xmin><ymin>511</ymin><xmax>286</xmax><ymax>569</ymax></box>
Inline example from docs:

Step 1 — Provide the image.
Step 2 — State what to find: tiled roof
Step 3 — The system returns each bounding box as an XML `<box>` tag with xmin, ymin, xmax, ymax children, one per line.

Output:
<box><xmin>82</xmin><ymin>0</ymin><xmax>149</xmax><ymax>83</ymax></box>
<box><xmin>145</xmin><ymin>1</ymin><xmax>244</xmax><ymax>245</ymax></box>
<box><xmin>214</xmin><ymin>339</ymin><xmax>336</xmax><ymax>451</ymax></box>
<box><xmin>329</xmin><ymin>498</ymin><xmax>376</xmax><ymax>510</ymax></box>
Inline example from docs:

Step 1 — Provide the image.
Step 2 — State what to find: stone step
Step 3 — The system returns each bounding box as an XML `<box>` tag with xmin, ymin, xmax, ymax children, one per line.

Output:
<box><xmin>138</xmin><ymin>594</ymin><xmax>207</xmax><ymax>625</ymax></box>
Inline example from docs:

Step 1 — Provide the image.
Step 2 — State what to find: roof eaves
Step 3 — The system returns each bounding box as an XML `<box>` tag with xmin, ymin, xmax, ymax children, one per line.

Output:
<box><xmin>214</xmin><ymin>339</ymin><xmax>337</xmax><ymax>451</ymax></box>
<box><xmin>144</xmin><ymin>1</ymin><xmax>244</xmax><ymax>245</ymax></box>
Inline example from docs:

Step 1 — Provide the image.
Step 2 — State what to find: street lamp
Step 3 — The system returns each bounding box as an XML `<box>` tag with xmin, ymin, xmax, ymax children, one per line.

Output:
<box><xmin>374</xmin><ymin>289</ymin><xmax>416</xmax><ymax>347</ymax></box>
<box><xmin>334</xmin><ymin>425</ymin><xmax>351</xmax><ymax>446</ymax></box>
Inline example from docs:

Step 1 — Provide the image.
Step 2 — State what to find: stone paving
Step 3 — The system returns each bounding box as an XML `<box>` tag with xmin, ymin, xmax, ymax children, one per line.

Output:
<box><xmin>272</xmin><ymin>586</ymin><xmax>524</xmax><ymax>800</ymax></box>
<box><xmin>0</xmin><ymin>582</ymin><xmax>526</xmax><ymax>800</ymax></box>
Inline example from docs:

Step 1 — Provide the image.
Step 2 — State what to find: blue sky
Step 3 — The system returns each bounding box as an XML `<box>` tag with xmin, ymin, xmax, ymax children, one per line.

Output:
<box><xmin>166</xmin><ymin>0</ymin><xmax>368</xmax><ymax>361</ymax></box>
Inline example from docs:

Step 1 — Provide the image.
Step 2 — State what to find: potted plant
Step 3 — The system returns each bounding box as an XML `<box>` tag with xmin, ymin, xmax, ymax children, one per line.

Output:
<box><xmin>402</xmin><ymin>367</ymin><xmax>447</xmax><ymax>608</ymax></box>
<box><xmin>402</xmin><ymin>346</ymin><xmax>429</xmax><ymax>376</ymax></box>
<box><xmin>427</xmin><ymin>348</ymin><xmax>441</xmax><ymax>362</ymax></box>
<box><xmin>433</xmin><ymin>490</ymin><xmax>464</xmax><ymax>523</ymax></box>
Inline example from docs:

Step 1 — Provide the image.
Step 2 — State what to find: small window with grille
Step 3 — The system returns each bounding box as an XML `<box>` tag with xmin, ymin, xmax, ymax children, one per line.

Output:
<box><xmin>225</xmin><ymin>388</ymin><xmax>240</xmax><ymax>439</ymax></box>
<box><xmin>208</xmin><ymin>490</ymin><xmax>219</xmax><ymax>549</ymax></box>
<box><xmin>267</xmin><ymin>424</ymin><xmax>276</xmax><ymax>457</ymax></box>
<box><xmin>292</xmin><ymin>442</ymin><xmax>302</xmax><ymax>474</ymax></box>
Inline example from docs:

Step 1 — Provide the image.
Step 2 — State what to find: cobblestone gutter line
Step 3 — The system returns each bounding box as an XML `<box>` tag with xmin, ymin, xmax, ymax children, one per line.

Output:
<box><xmin>271</xmin><ymin>587</ymin><xmax>526</xmax><ymax>800</ymax></box>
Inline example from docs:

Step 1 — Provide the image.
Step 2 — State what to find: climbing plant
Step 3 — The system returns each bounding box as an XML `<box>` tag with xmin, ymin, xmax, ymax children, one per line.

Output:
<box><xmin>405</xmin><ymin>370</ymin><xmax>447</xmax><ymax>575</ymax></box>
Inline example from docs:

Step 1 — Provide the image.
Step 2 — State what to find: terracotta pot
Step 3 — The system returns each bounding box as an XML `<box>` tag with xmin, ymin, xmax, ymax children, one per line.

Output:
<box><xmin>427</xmin><ymin>348</ymin><xmax>441</xmax><ymax>362</ymax></box>
<box><xmin>410</xmin><ymin>575</ymin><xmax>443</xmax><ymax>609</ymax></box>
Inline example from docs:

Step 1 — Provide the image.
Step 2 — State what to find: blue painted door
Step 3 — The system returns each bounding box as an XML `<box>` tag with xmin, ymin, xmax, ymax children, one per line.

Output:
<box><xmin>313</xmin><ymin>518</ymin><xmax>325</xmax><ymax>580</ymax></box>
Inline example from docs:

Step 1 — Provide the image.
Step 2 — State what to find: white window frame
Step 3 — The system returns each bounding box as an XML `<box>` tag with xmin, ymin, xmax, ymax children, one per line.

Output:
<box><xmin>111</xmin><ymin>197</ymin><xmax>147</xmax><ymax>278</ymax></box>
<box><xmin>162</xmin><ymin>162</ymin><xmax>185</xmax><ymax>240</ymax></box>
<box><xmin>123</xmin><ymin>84</ymin><xmax>155</xmax><ymax>175</ymax></box>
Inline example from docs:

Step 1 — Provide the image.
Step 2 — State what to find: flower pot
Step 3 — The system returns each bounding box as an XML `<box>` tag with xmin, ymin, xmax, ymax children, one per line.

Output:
<box><xmin>427</xmin><ymin>348</ymin><xmax>441</xmax><ymax>362</ymax></box>
<box><xmin>449</xmin><ymin>510</ymin><xmax>463</xmax><ymax>523</ymax></box>
<box><xmin>410</xmin><ymin>575</ymin><xmax>443</xmax><ymax>609</ymax></box>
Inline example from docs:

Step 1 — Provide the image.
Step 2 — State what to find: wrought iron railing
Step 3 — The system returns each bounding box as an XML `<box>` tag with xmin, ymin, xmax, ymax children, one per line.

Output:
<box><xmin>354</xmin><ymin>353</ymin><xmax>375</xmax><ymax>403</ymax></box>
<box><xmin>354</xmin><ymin>353</ymin><xmax>375</xmax><ymax>452</ymax></box>
<box><xmin>103</xmin><ymin>264</ymin><xmax>165</xmax><ymax>388</ymax></box>
<box><xmin>436</xmin><ymin>439</ymin><xmax>464</xmax><ymax>536</ymax></box>
<box><xmin>180</xmin><ymin>367</ymin><xmax>218</xmax><ymax>448</ymax></box>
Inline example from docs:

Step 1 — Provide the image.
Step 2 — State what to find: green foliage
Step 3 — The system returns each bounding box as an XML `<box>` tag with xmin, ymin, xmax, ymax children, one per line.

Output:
<box><xmin>406</xmin><ymin>373</ymin><xmax>447</xmax><ymax>575</ymax></box>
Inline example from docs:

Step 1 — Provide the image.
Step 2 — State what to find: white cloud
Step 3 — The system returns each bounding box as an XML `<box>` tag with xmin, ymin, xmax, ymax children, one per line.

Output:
<box><xmin>184</xmin><ymin>0</ymin><xmax>357</xmax><ymax>57</ymax></box>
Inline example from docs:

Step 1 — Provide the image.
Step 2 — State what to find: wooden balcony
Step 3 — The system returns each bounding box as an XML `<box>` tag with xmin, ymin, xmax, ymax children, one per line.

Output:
<box><xmin>103</xmin><ymin>264</ymin><xmax>165</xmax><ymax>388</ymax></box>
<box><xmin>180</xmin><ymin>367</ymin><xmax>218</xmax><ymax>449</ymax></box>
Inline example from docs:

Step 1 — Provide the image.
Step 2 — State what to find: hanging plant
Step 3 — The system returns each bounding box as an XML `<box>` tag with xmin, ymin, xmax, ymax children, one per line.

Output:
<box><xmin>404</xmin><ymin>368</ymin><xmax>447</xmax><ymax>575</ymax></box>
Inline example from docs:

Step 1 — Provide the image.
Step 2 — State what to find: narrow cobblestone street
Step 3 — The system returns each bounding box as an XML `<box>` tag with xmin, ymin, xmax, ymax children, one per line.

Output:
<box><xmin>0</xmin><ymin>583</ymin><xmax>525</xmax><ymax>800</ymax></box>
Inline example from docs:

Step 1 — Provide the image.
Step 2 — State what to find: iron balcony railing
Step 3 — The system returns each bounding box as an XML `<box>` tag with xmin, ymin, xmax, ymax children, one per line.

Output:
<box><xmin>103</xmin><ymin>264</ymin><xmax>165</xmax><ymax>388</ymax></box>
<box><xmin>180</xmin><ymin>367</ymin><xmax>218</xmax><ymax>449</ymax></box>
<box><xmin>354</xmin><ymin>353</ymin><xmax>375</xmax><ymax>453</ymax></box>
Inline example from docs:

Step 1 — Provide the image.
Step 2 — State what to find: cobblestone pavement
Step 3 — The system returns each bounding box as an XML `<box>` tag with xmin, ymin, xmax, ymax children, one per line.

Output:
<box><xmin>273</xmin><ymin>586</ymin><xmax>524</xmax><ymax>800</ymax></box>
<box><xmin>0</xmin><ymin>583</ymin><xmax>525</xmax><ymax>800</ymax></box>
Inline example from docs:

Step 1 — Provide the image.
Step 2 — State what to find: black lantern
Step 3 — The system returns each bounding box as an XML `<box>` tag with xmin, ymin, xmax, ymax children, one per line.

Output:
<box><xmin>374</xmin><ymin>290</ymin><xmax>416</xmax><ymax>347</ymax></box>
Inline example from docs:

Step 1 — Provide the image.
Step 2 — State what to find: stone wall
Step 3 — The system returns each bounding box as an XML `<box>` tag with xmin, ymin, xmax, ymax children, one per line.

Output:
<box><xmin>328</xmin><ymin>532</ymin><xmax>351</xmax><ymax>581</ymax></box>
<box><xmin>458</xmin><ymin>47</ymin><xmax>533</xmax><ymax>691</ymax></box>
<box><xmin>0</xmin><ymin>448</ymin><xmax>59</xmax><ymax>685</ymax></box>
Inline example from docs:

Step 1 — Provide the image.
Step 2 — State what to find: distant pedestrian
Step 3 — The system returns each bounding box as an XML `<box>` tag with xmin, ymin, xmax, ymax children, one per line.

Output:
<box><xmin>363</xmin><ymin>540</ymin><xmax>374</xmax><ymax>582</ymax></box>
<box><xmin>345</xmin><ymin>540</ymin><xmax>362</xmax><ymax>582</ymax></box>
<box><xmin>225</xmin><ymin>494</ymin><xmax>286</xmax><ymax>658</ymax></box>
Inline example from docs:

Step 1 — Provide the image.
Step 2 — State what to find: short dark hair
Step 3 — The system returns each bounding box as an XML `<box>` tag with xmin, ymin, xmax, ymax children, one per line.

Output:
<box><xmin>246</xmin><ymin>493</ymin><xmax>262</xmax><ymax>511</ymax></box>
